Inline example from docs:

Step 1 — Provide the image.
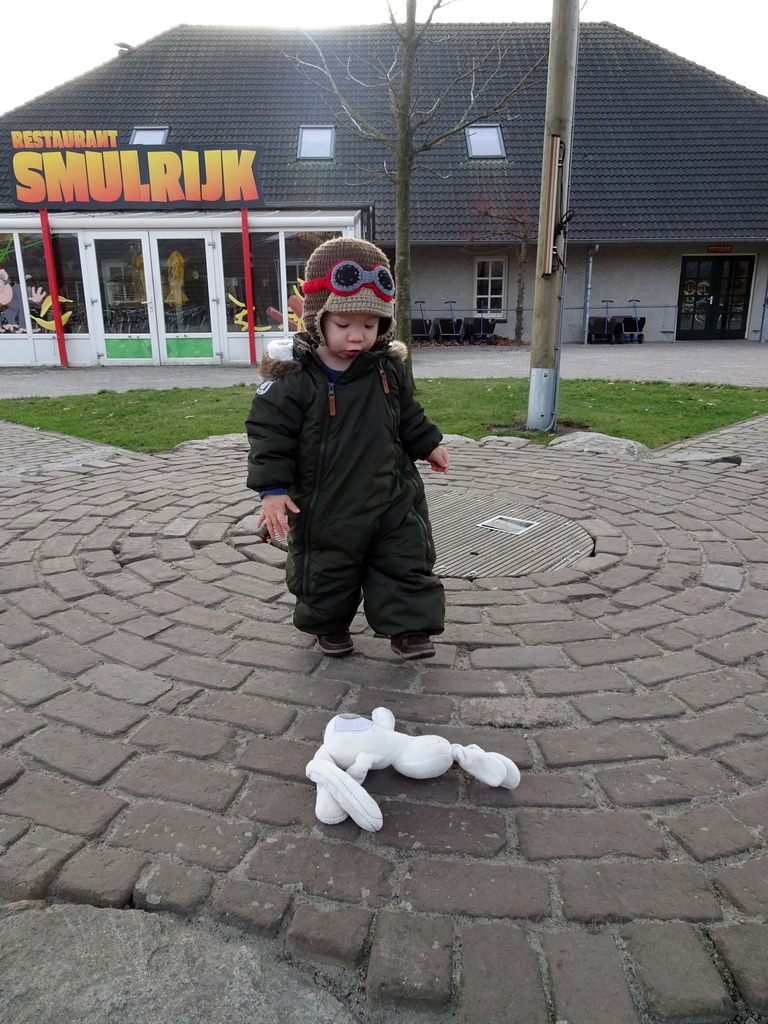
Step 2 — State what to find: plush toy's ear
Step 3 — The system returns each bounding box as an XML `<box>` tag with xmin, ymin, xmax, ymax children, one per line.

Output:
<box><xmin>488</xmin><ymin>751</ymin><xmax>521</xmax><ymax>790</ymax></box>
<box><xmin>306</xmin><ymin>755</ymin><xmax>384</xmax><ymax>832</ymax></box>
<box><xmin>371</xmin><ymin>707</ymin><xmax>396</xmax><ymax>731</ymax></box>
<box><xmin>450</xmin><ymin>744</ymin><xmax>521</xmax><ymax>790</ymax></box>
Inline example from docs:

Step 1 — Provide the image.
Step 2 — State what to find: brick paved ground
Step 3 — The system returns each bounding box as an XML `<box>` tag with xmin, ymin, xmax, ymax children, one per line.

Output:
<box><xmin>2</xmin><ymin>380</ymin><xmax>768</xmax><ymax>1020</ymax></box>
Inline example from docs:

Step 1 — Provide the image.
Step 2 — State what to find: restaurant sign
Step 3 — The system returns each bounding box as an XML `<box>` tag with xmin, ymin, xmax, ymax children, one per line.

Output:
<box><xmin>8</xmin><ymin>130</ymin><xmax>264</xmax><ymax>210</ymax></box>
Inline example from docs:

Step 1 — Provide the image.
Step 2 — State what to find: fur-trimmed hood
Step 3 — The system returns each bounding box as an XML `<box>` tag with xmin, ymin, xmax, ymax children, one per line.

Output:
<box><xmin>258</xmin><ymin>332</ymin><xmax>408</xmax><ymax>381</ymax></box>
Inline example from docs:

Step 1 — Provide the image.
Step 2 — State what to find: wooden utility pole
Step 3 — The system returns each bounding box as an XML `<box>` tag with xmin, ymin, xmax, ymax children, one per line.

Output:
<box><xmin>526</xmin><ymin>0</ymin><xmax>579</xmax><ymax>430</ymax></box>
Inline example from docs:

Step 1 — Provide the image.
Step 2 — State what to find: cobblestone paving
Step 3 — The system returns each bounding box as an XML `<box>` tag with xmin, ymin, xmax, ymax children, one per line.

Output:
<box><xmin>1</xmin><ymin>420</ymin><xmax>768</xmax><ymax>1024</ymax></box>
<box><xmin>0</xmin><ymin>421</ymin><xmax>155</xmax><ymax>484</ymax></box>
<box><xmin>657</xmin><ymin>413</ymin><xmax>768</xmax><ymax>467</ymax></box>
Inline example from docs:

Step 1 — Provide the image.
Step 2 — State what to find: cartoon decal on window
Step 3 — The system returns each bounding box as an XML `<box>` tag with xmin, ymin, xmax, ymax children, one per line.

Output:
<box><xmin>0</xmin><ymin>268</ymin><xmax>72</xmax><ymax>333</ymax></box>
<box><xmin>0</xmin><ymin>268</ymin><xmax>46</xmax><ymax>333</ymax></box>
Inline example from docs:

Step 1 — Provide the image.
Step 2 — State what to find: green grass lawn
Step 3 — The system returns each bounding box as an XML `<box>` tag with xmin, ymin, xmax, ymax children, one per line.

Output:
<box><xmin>0</xmin><ymin>378</ymin><xmax>766</xmax><ymax>452</ymax></box>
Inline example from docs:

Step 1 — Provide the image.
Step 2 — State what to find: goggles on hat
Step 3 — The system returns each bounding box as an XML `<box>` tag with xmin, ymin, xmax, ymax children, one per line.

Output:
<box><xmin>302</xmin><ymin>260</ymin><xmax>395</xmax><ymax>302</ymax></box>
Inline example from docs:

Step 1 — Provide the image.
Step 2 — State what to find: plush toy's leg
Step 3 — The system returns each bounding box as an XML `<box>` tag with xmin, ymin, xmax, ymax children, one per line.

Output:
<box><xmin>450</xmin><ymin>744</ymin><xmax>521</xmax><ymax>790</ymax></box>
<box><xmin>306</xmin><ymin>752</ymin><xmax>384</xmax><ymax>832</ymax></box>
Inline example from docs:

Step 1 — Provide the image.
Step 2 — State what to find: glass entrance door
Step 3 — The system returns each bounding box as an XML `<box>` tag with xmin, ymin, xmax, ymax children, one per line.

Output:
<box><xmin>676</xmin><ymin>256</ymin><xmax>755</xmax><ymax>340</ymax></box>
<box><xmin>85</xmin><ymin>231</ymin><xmax>219</xmax><ymax>363</ymax></box>
<box><xmin>91</xmin><ymin>234</ymin><xmax>155</xmax><ymax>361</ymax></box>
<box><xmin>155</xmin><ymin>235</ymin><xmax>217</xmax><ymax>361</ymax></box>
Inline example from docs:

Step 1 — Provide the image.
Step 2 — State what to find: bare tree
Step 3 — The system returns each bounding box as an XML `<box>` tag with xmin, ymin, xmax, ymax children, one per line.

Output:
<box><xmin>286</xmin><ymin>1</ymin><xmax>546</xmax><ymax>353</ymax></box>
<box><xmin>474</xmin><ymin>191</ymin><xmax>538</xmax><ymax>344</ymax></box>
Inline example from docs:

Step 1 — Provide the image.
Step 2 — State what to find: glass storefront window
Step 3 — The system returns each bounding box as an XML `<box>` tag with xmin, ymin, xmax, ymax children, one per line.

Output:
<box><xmin>18</xmin><ymin>233</ymin><xmax>88</xmax><ymax>334</ymax></box>
<box><xmin>249</xmin><ymin>234</ymin><xmax>282</xmax><ymax>331</ymax></box>
<box><xmin>0</xmin><ymin>233</ymin><xmax>28</xmax><ymax>334</ymax></box>
<box><xmin>222</xmin><ymin>232</ymin><xmax>279</xmax><ymax>332</ymax></box>
<box><xmin>222</xmin><ymin>230</ymin><xmax>340</xmax><ymax>333</ymax></box>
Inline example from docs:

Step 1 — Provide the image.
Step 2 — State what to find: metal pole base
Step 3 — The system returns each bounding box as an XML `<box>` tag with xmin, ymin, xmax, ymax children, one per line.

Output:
<box><xmin>526</xmin><ymin>367</ymin><xmax>557</xmax><ymax>432</ymax></box>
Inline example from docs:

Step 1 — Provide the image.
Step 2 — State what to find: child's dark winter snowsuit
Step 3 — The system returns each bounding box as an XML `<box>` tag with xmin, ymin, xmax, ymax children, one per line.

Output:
<box><xmin>245</xmin><ymin>333</ymin><xmax>445</xmax><ymax>637</ymax></box>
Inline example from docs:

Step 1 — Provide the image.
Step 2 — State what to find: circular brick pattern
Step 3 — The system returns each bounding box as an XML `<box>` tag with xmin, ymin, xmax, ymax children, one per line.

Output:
<box><xmin>1</xmin><ymin>422</ymin><xmax>767</xmax><ymax>1021</ymax></box>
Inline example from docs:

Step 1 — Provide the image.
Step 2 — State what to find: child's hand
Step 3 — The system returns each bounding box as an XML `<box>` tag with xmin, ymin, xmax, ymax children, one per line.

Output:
<box><xmin>257</xmin><ymin>494</ymin><xmax>301</xmax><ymax>539</ymax></box>
<box><xmin>426</xmin><ymin>446</ymin><xmax>450</xmax><ymax>473</ymax></box>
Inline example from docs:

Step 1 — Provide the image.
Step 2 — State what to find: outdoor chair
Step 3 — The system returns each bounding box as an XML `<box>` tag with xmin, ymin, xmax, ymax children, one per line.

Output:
<box><xmin>410</xmin><ymin>317</ymin><xmax>431</xmax><ymax>343</ymax></box>
<box><xmin>587</xmin><ymin>315</ymin><xmax>624</xmax><ymax>344</ymax></box>
<box><xmin>430</xmin><ymin>317</ymin><xmax>462</xmax><ymax>343</ymax></box>
<box><xmin>462</xmin><ymin>317</ymin><xmax>497</xmax><ymax>343</ymax></box>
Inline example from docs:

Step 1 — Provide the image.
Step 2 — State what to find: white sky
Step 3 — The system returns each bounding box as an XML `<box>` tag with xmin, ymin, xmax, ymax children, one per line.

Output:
<box><xmin>3</xmin><ymin>0</ymin><xmax>767</xmax><ymax>116</ymax></box>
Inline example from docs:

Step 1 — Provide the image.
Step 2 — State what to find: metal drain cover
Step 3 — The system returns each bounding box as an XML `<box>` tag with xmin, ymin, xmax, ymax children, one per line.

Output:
<box><xmin>428</xmin><ymin>494</ymin><xmax>594</xmax><ymax>578</ymax></box>
<box><xmin>477</xmin><ymin>514</ymin><xmax>538</xmax><ymax>536</ymax></box>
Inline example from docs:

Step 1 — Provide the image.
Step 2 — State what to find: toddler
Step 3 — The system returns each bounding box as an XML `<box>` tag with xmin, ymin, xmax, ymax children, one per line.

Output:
<box><xmin>246</xmin><ymin>236</ymin><xmax>449</xmax><ymax>659</ymax></box>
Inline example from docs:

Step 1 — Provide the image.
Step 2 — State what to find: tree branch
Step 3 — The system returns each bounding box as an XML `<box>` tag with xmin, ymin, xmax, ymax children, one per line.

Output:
<box><xmin>285</xmin><ymin>36</ymin><xmax>397</xmax><ymax>150</ymax></box>
<box><xmin>415</xmin><ymin>48</ymin><xmax>547</xmax><ymax>153</ymax></box>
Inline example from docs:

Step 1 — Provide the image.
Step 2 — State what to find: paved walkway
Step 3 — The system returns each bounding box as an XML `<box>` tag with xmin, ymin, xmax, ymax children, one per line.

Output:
<box><xmin>2</xmin><ymin>340</ymin><xmax>768</xmax><ymax>398</ymax></box>
<box><xmin>1</xmin><ymin>353</ymin><xmax>768</xmax><ymax>1023</ymax></box>
<box><xmin>415</xmin><ymin>340</ymin><xmax>768</xmax><ymax>386</ymax></box>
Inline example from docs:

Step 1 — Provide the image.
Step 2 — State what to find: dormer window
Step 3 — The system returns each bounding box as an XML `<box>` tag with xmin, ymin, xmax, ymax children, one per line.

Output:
<box><xmin>297</xmin><ymin>126</ymin><xmax>335</xmax><ymax>160</ymax></box>
<box><xmin>466</xmin><ymin>124</ymin><xmax>505</xmax><ymax>158</ymax></box>
<box><xmin>130</xmin><ymin>126</ymin><xmax>170</xmax><ymax>145</ymax></box>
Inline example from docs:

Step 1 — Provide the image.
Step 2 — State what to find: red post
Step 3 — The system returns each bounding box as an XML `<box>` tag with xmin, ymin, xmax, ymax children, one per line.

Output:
<box><xmin>39</xmin><ymin>209</ymin><xmax>69</xmax><ymax>367</ymax></box>
<box><xmin>241</xmin><ymin>208</ymin><xmax>257</xmax><ymax>365</ymax></box>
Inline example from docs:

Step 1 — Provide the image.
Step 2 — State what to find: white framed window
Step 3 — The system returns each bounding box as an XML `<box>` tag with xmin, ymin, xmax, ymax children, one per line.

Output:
<box><xmin>297</xmin><ymin>126</ymin><xmax>335</xmax><ymax>160</ymax></box>
<box><xmin>130</xmin><ymin>126</ymin><xmax>170</xmax><ymax>145</ymax></box>
<box><xmin>465</xmin><ymin>124</ymin><xmax>505</xmax><ymax>158</ymax></box>
<box><xmin>475</xmin><ymin>258</ymin><xmax>506</xmax><ymax>313</ymax></box>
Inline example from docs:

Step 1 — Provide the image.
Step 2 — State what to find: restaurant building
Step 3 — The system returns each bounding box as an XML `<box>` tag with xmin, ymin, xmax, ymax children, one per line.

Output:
<box><xmin>2</xmin><ymin>22</ymin><xmax>768</xmax><ymax>367</ymax></box>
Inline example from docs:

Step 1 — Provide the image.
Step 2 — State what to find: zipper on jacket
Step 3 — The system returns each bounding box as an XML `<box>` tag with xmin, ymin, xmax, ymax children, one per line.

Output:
<box><xmin>379</xmin><ymin>369</ymin><xmax>390</xmax><ymax>394</ymax></box>
<box><xmin>303</xmin><ymin>400</ymin><xmax>333</xmax><ymax>592</ymax></box>
<box><xmin>302</xmin><ymin>434</ymin><xmax>326</xmax><ymax>594</ymax></box>
<box><xmin>328</xmin><ymin>382</ymin><xmax>336</xmax><ymax>416</ymax></box>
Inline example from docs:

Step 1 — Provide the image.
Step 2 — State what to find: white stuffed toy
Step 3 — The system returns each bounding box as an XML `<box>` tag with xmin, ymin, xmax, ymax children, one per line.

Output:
<box><xmin>305</xmin><ymin>706</ymin><xmax>521</xmax><ymax>832</ymax></box>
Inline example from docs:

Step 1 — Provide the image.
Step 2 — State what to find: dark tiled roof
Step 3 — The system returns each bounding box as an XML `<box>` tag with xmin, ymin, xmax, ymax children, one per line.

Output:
<box><xmin>1</xmin><ymin>22</ymin><xmax>767</xmax><ymax>242</ymax></box>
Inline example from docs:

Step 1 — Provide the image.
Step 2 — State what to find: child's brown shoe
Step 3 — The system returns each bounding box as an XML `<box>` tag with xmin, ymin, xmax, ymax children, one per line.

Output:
<box><xmin>316</xmin><ymin>632</ymin><xmax>354</xmax><ymax>656</ymax></box>
<box><xmin>390</xmin><ymin>633</ymin><xmax>435</xmax><ymax>659</ymax></box>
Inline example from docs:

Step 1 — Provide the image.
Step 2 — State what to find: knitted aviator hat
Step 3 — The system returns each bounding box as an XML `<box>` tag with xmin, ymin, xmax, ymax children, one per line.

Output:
<box><xmin>301</xmin><ymin>236</ymin><xmax>395</xmax><ymax>346</ymax></box>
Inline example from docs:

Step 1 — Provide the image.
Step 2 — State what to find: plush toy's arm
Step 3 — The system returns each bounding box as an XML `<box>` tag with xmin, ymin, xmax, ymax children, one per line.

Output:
<box><xmin>345</xmin><ymin>751</ymin><xmax>385</xmax><ymax>784</ymax></box>
<box><xmin>305</xmin><ymin>747</ymin><xmax>384</xmax><ymax>832</ymax></box>
<box><xmin>450</xmin><ymin>744</ymin><xmax>521</xmax><ymax>790</ymax></box>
